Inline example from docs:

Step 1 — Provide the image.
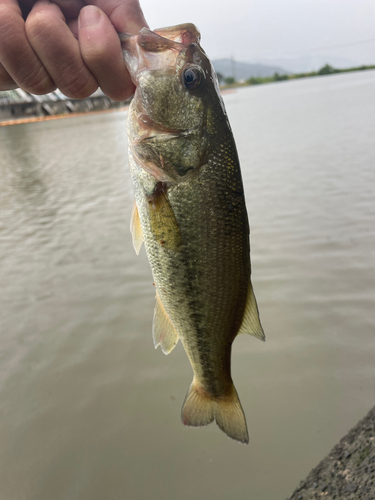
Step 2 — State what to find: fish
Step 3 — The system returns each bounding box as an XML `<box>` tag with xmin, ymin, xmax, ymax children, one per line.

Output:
<box><xmin>121</xmin><ymin>23</ymin><xmax>264</xmax><ymax>444</ymax></box>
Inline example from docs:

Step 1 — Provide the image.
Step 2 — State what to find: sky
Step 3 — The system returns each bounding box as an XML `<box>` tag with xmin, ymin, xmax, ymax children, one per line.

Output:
<box><xmin>139</xmin><ymin>0</ymin><xmax>375</xmax><ymax>67</ymax></box>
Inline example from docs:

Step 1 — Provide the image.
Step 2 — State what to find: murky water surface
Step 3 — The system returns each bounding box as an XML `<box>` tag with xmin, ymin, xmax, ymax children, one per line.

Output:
<box><xmin>1</xmin><ymin>71</ymin><xmax>374</xmax><ymax>500</ymax></box>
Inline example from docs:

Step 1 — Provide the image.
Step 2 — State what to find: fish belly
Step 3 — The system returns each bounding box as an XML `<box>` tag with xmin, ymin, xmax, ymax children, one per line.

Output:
<box><xmin>130</xmin><ymin>152</ymin><xmax>252</xmax><ymax>443</ymax></box>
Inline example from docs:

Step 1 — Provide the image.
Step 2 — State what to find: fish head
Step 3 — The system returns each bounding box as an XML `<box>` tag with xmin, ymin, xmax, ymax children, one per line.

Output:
<box><xmin>121</xmin><ymin>24</ymin><xmax>228</xmax><ymax>182</ymax></box>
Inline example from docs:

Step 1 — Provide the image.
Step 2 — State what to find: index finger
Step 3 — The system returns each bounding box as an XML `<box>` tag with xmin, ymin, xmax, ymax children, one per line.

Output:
<box><xmin>0</xmin><ymin>0</ymin><xmax>55</xmax><ymax>93</ymax></box>
<box><xmin>87</xmin><ymin>0</ymin><xmax>148</xmax><ymax>34</ymax></box>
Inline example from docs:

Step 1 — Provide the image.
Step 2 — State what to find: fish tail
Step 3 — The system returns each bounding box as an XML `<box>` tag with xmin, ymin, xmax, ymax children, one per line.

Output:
<box><xmin>215</xmin><ymin>385</ymin><xmax>249</xmax><ymax>444</ymax></box>
<box><xmin>181</xmin><ymin>379</ymin><xmax>249</xmax><ymax>444</ymax></box>
<box><xmin>181</xmin><ymin>379</ymin><xmax>215</xmax><ymax>428</ymax></box>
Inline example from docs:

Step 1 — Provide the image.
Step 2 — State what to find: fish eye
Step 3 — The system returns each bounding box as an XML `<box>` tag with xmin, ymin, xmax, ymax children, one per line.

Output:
<box><xmin>182</xmin><ymin>67</ymin><xmax>203</xmax><ymax>91</ymax></box>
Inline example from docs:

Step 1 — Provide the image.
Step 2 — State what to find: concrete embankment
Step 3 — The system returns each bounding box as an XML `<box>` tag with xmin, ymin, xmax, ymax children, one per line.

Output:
<box><xmin>285</xmin><ymin>405</ymin><xmax>375</xmax><ymax>500</ymax></box>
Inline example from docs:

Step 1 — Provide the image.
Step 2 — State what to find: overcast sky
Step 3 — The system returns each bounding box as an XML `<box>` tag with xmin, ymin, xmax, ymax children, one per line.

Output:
<box><xmin>139</xmin><ymin>0</ymin><xmax>375</xmax><ymax>65</ymax></box>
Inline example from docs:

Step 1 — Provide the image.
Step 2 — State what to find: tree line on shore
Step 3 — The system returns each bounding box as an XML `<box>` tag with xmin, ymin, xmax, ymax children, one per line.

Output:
<box><xmin>217</xmin><ymin>63</ymin><xmax>375</xmax><ymax>88</ymax></box>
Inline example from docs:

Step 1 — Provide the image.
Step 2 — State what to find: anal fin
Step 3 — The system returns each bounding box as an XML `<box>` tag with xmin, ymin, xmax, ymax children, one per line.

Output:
<box><xmin>237</xmin><ymin>281</ymin><xmax>265</xmax><ymax>341</ymax></box>
<box><xmin>153</xmin><ymin>293</ymin><xmax>179</xmax><ymax>354</ymax></box>
<box><xmin>130</xmin><ymin>200</ymin><xmax>143</xmax><ymax>255</ymax></box>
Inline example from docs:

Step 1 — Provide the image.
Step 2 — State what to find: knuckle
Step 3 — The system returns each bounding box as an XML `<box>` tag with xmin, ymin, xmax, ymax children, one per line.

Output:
<box><xmin>0</xmin><ymin>7</ymin><xmax>24</xmax><ymax>48</ymax></box>
<box><xmin>82</xmin><ymin>43</ymin><xmax>108</xmax><ymax>67</ymax></box>
<box><xmin>0</xmin><ymin>7</ymin><xmax>12</xmax><ymax>37</ymax></box>
<box><xmin>15</xmin><ymin>59</ymin><xmax>54</xmax><ymax>94</ymax></box>
<box><xmin>25</xmin><ymin>78</ymin><xmax>56</xmax><ymax>95</ymax></box>
<box><xmin>60</xmin><ymin>65</ymin><xmax>97</xmax><ymax>98</ymax></box>
<box><xmin>25</xmin><ymin>4</ymin><xmax>66</xmax><ymax>44</ymax></box>
<box><xmin>0</xmin><ymin>5</ymin><xmax>15</xmax><ymax>31</ymax></box>
<box><xmin>0</xmin><ymin>5</ymin><xmax>56</xmax><ymax>94</ymax></box>
<box><xmin>25</xmin><ymin>11</ymin><xmax>53</xmax><ymax>44</ymax></box>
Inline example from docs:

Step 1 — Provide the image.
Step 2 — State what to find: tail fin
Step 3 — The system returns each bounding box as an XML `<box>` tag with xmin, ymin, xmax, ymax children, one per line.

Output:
<box><xmin>181</xmin><ymin>379</ymin><xmax>249</xmax><ymax>444</ymax></box>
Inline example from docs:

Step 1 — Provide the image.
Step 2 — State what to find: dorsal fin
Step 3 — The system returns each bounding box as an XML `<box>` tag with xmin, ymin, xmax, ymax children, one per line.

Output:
<box><xmin>153</xmin><ymin>293</ymin><xmax>179</xmax><ymax>354</ymax></box>
<box><xmin>237</xmin><ymin>282</ymin><xmax>265</xmax><ymax>341</ymax></box>
<box><xmin>130</xmin><ymin>200</ymin><xmax>143</xmax><ymax>255</ymax></box>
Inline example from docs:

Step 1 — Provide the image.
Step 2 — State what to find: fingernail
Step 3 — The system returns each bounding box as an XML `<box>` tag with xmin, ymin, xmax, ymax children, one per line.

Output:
<box><xmin>79</xmin><ymin>6</ymin><xmax>101</xmax><ymax>28</ymax></box>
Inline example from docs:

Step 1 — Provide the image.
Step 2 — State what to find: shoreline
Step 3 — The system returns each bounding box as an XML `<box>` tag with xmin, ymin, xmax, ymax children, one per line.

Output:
<box><xmin>220</xmin><ymin>65</ymin><xmax>375</xmax><ymax>91</ymax></box>
<box><xmin>286</xmin><ymin>405</ymin><xmax>375</xmax><ymax>499</ymax></box>
<box><xmin>0</xmin><ymin>105</ymin><xmax>129</xmax><ymax>127</ymax></box>
<box><xmin>3</xmin><ymin>66</ymin><xmax>374</xmax><ymax>126</ymax></box>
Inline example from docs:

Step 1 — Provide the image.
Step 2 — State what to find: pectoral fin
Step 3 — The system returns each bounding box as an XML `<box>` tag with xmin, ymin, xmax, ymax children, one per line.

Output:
<box><xmin>130</xmin><ymin>200</ymin><xmax>143</xmax><ymax>255</ymax></box>
<box><xmin>153</xmin><ymin>293</ymin><xmax>179</xmax><ymax>354</ymax></box>
<box><xmin>146</xmin><ymin>183</ymin><xmax>182</xmax><ymax>251</ymax></box>
<box><xmin>237</xmin><ymin>282</ymin><xmax>265</xmax><ymax>341</ymax></box>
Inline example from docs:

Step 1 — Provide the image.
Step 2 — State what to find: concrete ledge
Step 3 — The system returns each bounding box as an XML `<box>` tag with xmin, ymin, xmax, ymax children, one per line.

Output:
<box><xmin>286</xmin><ymin>406</ymin><xmax>375</xmax><ymax>500</ymax></box>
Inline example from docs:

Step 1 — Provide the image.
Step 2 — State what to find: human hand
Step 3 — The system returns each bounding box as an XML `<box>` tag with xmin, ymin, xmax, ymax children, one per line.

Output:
<box><xmin>0</xmin><ymin>0</ymin><xmax>148</xmax><ymax>100</ymax></box>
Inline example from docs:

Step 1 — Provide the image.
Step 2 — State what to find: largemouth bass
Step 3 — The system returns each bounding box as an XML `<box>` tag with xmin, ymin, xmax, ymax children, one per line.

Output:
<box><xmin>121</xmin><ymin>24</ymin><xmax>264</xmax><ymax>444</ymax></box>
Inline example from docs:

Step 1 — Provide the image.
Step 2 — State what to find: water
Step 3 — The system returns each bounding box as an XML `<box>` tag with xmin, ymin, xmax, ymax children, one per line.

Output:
<box><xmin>0</xmin><ymin>71</ymin><xmax>374</xmax><ymax>500</ymax></box>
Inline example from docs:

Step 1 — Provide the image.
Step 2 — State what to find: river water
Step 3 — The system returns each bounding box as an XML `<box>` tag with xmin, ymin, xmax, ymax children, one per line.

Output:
<box><xmin>0</xmin><ymin>70</ymin><xmax>374</xmax><ymax>500</ymax></box>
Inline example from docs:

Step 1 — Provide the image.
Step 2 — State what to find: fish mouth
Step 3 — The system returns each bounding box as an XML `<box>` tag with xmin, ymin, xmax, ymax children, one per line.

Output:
<box><xmin>139</xmin><ymin>23</ymin><xmax>200</xmax><ymax>49</ymax></box>
<box><xmin>120</xmin><ymin>24</ymin><xmax>202</xmax><ymax>85</ymax></box>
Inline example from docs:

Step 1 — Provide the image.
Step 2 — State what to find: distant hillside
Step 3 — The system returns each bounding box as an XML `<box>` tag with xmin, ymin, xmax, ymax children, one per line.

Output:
<box><xmin>256</xmin><ymin>55</ymin><xmax>357</xmax><ymax>74</ymax></box>
<box><xmin>212</xmin><ymin>58</ymin><xmax>289</xmax><ymax>80</ymax></box>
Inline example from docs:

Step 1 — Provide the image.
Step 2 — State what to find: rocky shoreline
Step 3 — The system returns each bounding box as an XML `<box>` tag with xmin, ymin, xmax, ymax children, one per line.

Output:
<box><xmin>285</xmin><ymin>406</ymin><xmax>375</xmax><ymax>499</ymax></box>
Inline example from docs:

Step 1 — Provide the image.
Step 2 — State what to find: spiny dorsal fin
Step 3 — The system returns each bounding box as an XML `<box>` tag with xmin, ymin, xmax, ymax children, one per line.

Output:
<box><xmin>130</xmin><ymin>200</ymin><xmax>143</xmax><ymax>255</ymax></box>
<box><xmin>237</xmin><ymin>282</ymin><xmax>265</xmax><ymax>341</ymax></box>
<box><xmin>153</xmin><ymin>293</ymin><xmax>179</xmax><ymax>354</ymax></box>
